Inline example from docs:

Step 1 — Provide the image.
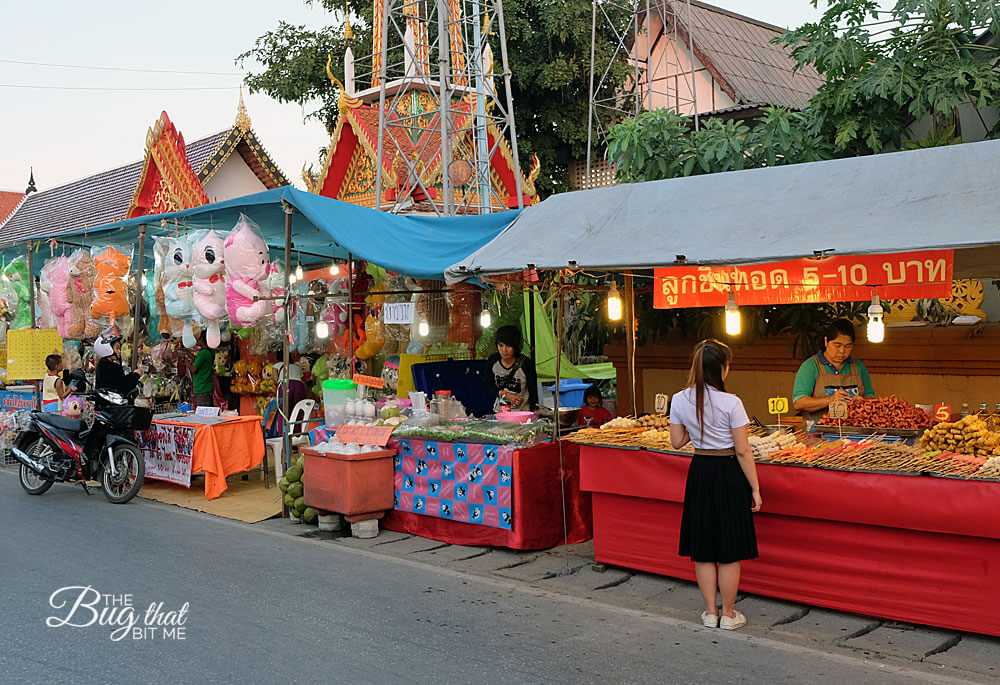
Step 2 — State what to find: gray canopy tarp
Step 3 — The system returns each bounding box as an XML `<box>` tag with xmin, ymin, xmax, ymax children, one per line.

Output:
<box><xmin>445</xmin><ymin>138</ymin><xmax>1000</xmax><ymax>282</ymax></box>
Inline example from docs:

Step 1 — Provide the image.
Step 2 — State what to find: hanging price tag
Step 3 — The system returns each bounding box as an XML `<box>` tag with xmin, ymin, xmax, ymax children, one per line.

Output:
<box><xmin>654</xmin><ymin>393</ymin><xmax>669</xmax><ymax>414</ymax></box>
<box><xmin>383</xmin><ymin>302</ymin><xmax>415</xmax><ymax>324</ymax></box>
<box><xmin>829</xmin><ymin>400</ymin><xmax>848</xmax><ymax>421</ymax></box>
<box><xmin>768</xmin><ymin>397</ymin><xmax>789</xmax><ymax>415</ymax></box>
<box><xmin>335</xmin><ymin>424</ymin><xmax>394</xmax><ymax>447</ymax></box>
<box><xmin>353</xmin><ymin>373</ymin><xmax>386</xmax><ymax>389</ymax></box>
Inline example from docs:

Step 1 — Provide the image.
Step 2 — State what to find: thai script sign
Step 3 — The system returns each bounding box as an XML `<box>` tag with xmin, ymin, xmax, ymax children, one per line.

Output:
<box><xmin>0</xmin><ymin>390</ymin><xmax>36</xmax><ymax>411</ymax></box>
<box><xmin>653</xmin><ymin>250</ymin><xmax>953</xmax><ymax>309</ymax></box>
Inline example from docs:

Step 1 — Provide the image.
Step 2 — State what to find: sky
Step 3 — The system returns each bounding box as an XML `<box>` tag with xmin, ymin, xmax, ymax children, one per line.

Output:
<box><xmin>0</xmin><ymin>0</ymin><xmax>825</xmax><ymax>195</ymax></box>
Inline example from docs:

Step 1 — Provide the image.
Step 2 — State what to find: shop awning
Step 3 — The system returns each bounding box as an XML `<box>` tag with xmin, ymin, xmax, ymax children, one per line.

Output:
<box><xmin>4</xmin><ymin>187</ymin><xmax>519</xmax><ymax>281</ymax></box>
<box><xmin>445</xmin><ymin>139</ymin><xmax>1000</xmax><ymax>282</ymax></box>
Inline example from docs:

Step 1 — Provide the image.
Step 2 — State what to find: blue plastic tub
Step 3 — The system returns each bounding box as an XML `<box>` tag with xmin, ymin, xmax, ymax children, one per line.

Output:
<box><xmin>544</xmin><ymin>378</ymin><xmax>593</xmax><ymax>408</ymax></box>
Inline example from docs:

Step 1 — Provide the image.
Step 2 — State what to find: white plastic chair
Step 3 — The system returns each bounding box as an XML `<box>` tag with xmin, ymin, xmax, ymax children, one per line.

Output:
<box><xmin>265</xmin><ymin>399</ymin><xmax>316</xmax><ymax>481</ymax></box>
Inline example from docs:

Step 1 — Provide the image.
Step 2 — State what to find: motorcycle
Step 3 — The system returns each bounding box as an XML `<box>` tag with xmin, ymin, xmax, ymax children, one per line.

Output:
<box><xmin>13</xmin><ymin>389</ymin><xmax>151</xmax><ymax>504</ymax></box>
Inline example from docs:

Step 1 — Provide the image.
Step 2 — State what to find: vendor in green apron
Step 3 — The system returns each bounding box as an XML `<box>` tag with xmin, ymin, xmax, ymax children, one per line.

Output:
<box><xmin>792</xmin><ymin>318</ymin><xmax>875</xmax><ymax>428</ymax></box>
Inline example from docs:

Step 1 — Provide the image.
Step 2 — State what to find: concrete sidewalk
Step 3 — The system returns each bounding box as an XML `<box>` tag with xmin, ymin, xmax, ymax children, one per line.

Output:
<box><xmin>259</xmin><ymin>517</ymin><xmax>999</xmax><ymax>683</ymax></box>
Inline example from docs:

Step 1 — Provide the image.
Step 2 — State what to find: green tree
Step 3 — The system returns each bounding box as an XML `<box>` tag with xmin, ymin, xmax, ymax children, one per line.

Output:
<box><xmin>237</xmin><ymin>0</ymin><xmax>630</xmax><ymax>196</ymax></box>
<box><xmin>778</xmin><ymin>0</ymin><xmax>1000</xmax><ymax>153</ymax></box>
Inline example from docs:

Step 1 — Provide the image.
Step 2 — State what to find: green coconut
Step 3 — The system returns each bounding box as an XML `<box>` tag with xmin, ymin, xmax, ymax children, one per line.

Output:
<box><xmin>283</xmin><ymin>493</ymin><xmax>295</xmax><ymax>507</ymax></box>
<box><xmin>301</xmin><ymin>507</ymin><xmax>318</xmax><ymax>524</ymax></box>
<box><xmin>293</xmin><ymin>496</ymin><xmax>304</xmax><ymax>511</ymax></box>
<box><xmin>285</xmin><ymin>465</ymin><xmax>303</xmax><ymax>483</ymax></box>
<box><xmin>288</xmin><ymin>481</ymin><xmax>304</xmax><ymax>499</ymax></box>
<box><xmin>278</xmin><ymin>477</ymin><xmax>289</xmax><ymax>493</ymax></box>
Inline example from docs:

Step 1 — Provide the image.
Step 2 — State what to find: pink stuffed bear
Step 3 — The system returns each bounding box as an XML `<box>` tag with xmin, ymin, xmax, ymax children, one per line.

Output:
<box><xmin>44</xmin><ymin>256</ymin><xmax>72</xmax><ymax>336</ymax></box>
<box><xmin>191</xmin><ymin>230</ymin><xmax>227</xmax><ymax>348</ymax></box>
<box><xmin>223</xmin><ymin>215</ymin><xmax>270</xmax><ymax>327</ymax></box>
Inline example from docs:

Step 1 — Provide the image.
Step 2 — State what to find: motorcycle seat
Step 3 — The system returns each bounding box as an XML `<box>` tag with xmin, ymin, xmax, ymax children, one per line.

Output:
<box><xmin>33</xmin><ymin>412</ymin><xmax>85</xmax><ymax>433</ymax></box>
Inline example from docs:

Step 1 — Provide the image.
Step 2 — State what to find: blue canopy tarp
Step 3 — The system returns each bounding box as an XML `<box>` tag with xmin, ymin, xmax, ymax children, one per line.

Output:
<box><xmin>4</xmin><ymin>186</ymin><xmax>519</xmax><ymax>281</ymax></box>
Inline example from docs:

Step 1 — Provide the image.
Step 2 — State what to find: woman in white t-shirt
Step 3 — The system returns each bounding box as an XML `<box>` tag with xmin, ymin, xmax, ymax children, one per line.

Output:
<box><xmin>669</xmin><ymin>339</ymin><xmax>762</xmax><ymax>631</ymax></box>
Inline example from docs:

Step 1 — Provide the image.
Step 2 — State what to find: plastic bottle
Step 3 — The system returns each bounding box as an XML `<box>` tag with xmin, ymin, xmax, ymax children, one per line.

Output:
<box><xmin>979</xmin><ymin>402</ymin><xmax>989</xmax><ymax>418</ymax></box>
<box><xmin>991</xmin><ymin>403</ymin><xmax>1000</xmax><ymax>431</ymax></box>
<box><xmin>960</xmin><ymin>403</ymin><xmax>970</xmax><ymax>418</ymax></box>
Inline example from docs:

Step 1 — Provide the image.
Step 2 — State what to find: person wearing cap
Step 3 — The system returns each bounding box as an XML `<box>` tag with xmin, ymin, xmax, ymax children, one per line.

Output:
<box><xmin>94</xmin><ymin>327</ymin><xmax>141</xmax><ymax>397</ymax></box>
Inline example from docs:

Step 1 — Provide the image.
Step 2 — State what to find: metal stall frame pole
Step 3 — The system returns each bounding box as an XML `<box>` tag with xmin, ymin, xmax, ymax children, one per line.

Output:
<box><xmin>282</xmin><ymin>206</ymin><xmax>293</xmax><ymax>484</ymax></box>
<box><xmin>528</xmin><ymin>285</ymin><xmax>536</xmax><ymax>363</ymax></box>
<box><xmin>131</xmin><ymin>225</ymin><xmax>147</xmax><ymax>369</ymax></box>
<box><xmin>437</xmin><ymin>0</ymin><xmax>453</xmax><ymax>215</ymax></box>
<box><xmin>494</xmin><ymin>0</ymin><xmax>524</xmax><ymax>208</ymax></box>
<box><xmin>25</xmin><ymin>241</ymin><xmax>38</xmax><ymax>409</ymax></box>
<box><xmin>624</xmin><ymin>274</ymin><xmax>637</xmax><ymax>416</ymax></box>
<box><xmin>554</xmin><ymin>282</ymin><xmax>572</xmax><ymax>573</ymax></box>
<box><xmin>374</xmin><ymin>0</ymin><xmax>390</xmax><ymax>211</ymax></box>
<box><xmin>347</xmin><ymin>252</ymin><xmax>355</xmax><ymax>373</ymax></box>
<box><xmin>585</xmin><ymin>0</ymin><xmax>597</xmax><ymax>190</ymax></box>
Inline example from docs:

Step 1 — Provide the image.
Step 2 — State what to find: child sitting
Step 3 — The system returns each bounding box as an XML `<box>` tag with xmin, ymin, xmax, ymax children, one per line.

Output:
<box><xmin>577</xmin><ymin>385</ymin><xmax>613</xmax><ymax>428</ymax></box>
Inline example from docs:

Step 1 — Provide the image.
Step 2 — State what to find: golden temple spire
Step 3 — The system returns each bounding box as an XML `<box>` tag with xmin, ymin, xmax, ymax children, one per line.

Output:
<box><xmin>235</xmin><ymin>85</ymin><xmax>252</xmax><ymax>132</ymax></box>
<box><xmin>343</xmin><ymin>0</ymin><xmax>355</xmax><ymax>41</ymax></box>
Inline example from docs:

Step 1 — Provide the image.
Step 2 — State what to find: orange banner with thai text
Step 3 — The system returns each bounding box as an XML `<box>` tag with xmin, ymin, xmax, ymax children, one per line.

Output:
<box><xmin>653</xmin><ymin>250</ymin><xmax>953</xmax><ymax>309</ymax></box>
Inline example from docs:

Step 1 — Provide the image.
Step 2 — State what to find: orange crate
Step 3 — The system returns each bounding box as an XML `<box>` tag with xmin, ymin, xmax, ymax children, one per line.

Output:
<box><xmin>301</xmin><ymin>447</ymin><xmax>396</xmax><ymax>517</ymax></box>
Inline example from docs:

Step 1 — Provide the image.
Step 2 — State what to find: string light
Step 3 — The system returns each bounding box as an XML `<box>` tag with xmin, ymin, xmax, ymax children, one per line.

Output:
<box><xmin>418</xmin><ymin>320</ymin><xmax>430</xmax><ymax>337</ymax></box>
<box><xmin>294</xmin><ymin>251</ymin><xmax>304</xmax><ymax>281</ymax></box>
<box><xmin>867</xmin><ymin>293</ymin><xmax>885</xmax><ymax>343</ymax></box>
<box><xmin>315</xmin><ymin>320</ymin><xmax>330</xmax><ymax>339</ymax></box>
<box><xmin>479</xmin><ymin>308</ymin><xmax>491</xmax><ymax>328</ymax></box>
<box><xmin>725</xmin><ymin>291</ymin><xmax>741</xmax><ymax>336</ymax></box>
<box><xmin>606</xmin><ymin>281</ymin><xmax>623</xmax><ymax>321</ymax></box>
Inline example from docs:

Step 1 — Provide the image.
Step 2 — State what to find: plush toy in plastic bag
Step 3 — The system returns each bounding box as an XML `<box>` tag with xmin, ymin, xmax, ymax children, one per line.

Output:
<box><xmin>224</xmin><ymin>214</ymin><xmax>270</xmax><ymax>327</ymax></box>
<box><xmin>310</xmin><ymin>354</ymin><xmax>329</xmax><ymax>396</ymax></box>
<box><xmin>356</xmin><ymin>315</ymin><xmax>385</xmax><ymax>360</ymax></box>
<box><xmin>265</xmin><ymin>261</ymin><xmax>285</xmax><ymax>325</ymax></box>
<box><xmin>191</xmin><ymin>230</ymin><xmax>227</xmax><ymax>348</ymax></box>
<box><xmin>152</xmin><ymin>239</ymin><xmax>179</xmax><ymax>341</ymax></box>
<box><xmin>65</xmin><ymin>249</ymin><xmax>100</xmax><ymax>339</ymax></box>
<box><xmin>292</xmin><ymin>280</ymin><xmax>309</xmax><ymax>354</ymax></box>
<box><xmin>3</xmin><ymin>257</ymin><xmax>32</xmax><ymax>329</ymax></box>
<box><xmin>159</xmin><ymin>236</ymin><xmax>197</xmax><ymax>348</ymax></box>
<box><xmin>260</xmin><ymin>362</ymin><xmax>277</xmax><ymax>393</ymax></box>
<box><xmin>89</xmin><ymin>246</ymin><xmax>132</xmax><ymax>324</ymax></box>
<box><xmin>381</xmin><ymin>355</ymin><xmax>400</xmax><ymax>394</ymax></box>
<box><xmin>36</xmin><ymin>262</ymin><xmax>58</xmax><ymax>330</ymax></box>
<box><xmin>143</xmin><ymin>263</ymin><xmax>160</xmax><ymax>345</ymax></box>
<box><xmin>42</xmin><ymin>256</ymin><xmax>72</xmax><ymax>337</ymax></box>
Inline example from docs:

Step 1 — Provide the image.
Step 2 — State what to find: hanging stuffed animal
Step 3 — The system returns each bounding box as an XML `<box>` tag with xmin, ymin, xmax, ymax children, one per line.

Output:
<box><xmin>44</xmin><ymin>256</ymin><xmax>72</xmax><ymax>337</ymax></box>
<box><xmin>260</xmin><ymin>362</ymin><xmax>277</xmax><ymax>393</ymax></box>
<box><xmin>37</xmin><ymin>265</ymin><xmax>58</xmax><ymax>331</ymax></box>
<box><xmin>290</xmin><ymin>280</ymin><xmax>309</xmax><ymax>354</ymax></box>
<box><xmin>153</xmin><ymin>239</ymin><xmax>179</xmax><ymax>340</ymax></box>
<box><xmin>65</xmin><ymin>249</ymin><xmax>100</xmax><ymax>339</ymax></box>
<box><xmin>3</xmin><ymin>257</ymin><xmax>32</xmax><ymax>329</ymax></box>
<box><xmin>90</xmin><ymin>246</ymin><xmax>132</xmax><ymax>324</ymax></box>
<box><xmin>191</xmin><ymin>230</ymin><xmax>227</xmax><ymax>348</ymax></box>
<box><xmin>144</xmin><ymin>262</ymin><xmax>160</xmax><ymax>345</ymax></box>
<box><xmin>160</xmin><ymin>237</ymin><xmax>197</xmax><ymax>348</ymax></box>
<box><xmin>306</xmin><ymin>279</ymin><xmax>328</xmax><ymax>353</ymax></box>
<box><xmin>265</xmin><ymin>261</ymin><xmax>285</xmax><ymax>325</ymax></box>
<box><xmin>224</xmin><ymin>214</ymin><xmax>270</xmax><ymax>327</ymax></box>
<box><xmin>356</xmin><ymin>314</ymin><xmax>386</xmax><ymax>360</ymax></box>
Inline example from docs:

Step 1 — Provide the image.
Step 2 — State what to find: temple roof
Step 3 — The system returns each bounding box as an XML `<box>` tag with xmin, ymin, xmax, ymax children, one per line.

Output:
<box><xmin>0</xmin><ymin>109</ymin><xmax>290</xmax><ymax>245</ymax></box>
<box><xmin>0</xmin><ymin>190</ymin><xmax>24</xmax><ymax>225</ymax></box>
<box><xmin>307</xmin><ymin>84</ymin><xmax>540</xmax><ymax>211</ymax></box>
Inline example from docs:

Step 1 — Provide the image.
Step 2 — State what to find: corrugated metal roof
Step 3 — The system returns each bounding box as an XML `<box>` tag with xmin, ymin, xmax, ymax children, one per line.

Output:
<box><xmin>0</xmin><ymin>130</ymin><xmax>229</xmax><ymax>246</ymax></box>
<box><xmin>667</xmin><ymin>0</ymin><xmax>824</xmax><ymax>110</ymax></box>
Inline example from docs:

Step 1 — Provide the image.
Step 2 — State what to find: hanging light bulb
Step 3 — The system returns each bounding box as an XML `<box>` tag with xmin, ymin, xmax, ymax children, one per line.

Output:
<box><xmin>418</xmin><ymin>319</ymin><xmax>430</xmax><ymax>337</ymax></box>
<box><xmin>606</xmin><ymin>281</ymin><xmax>623</xmax><ymax>321</ymax></box>
<box><xmin>288</xmin><ymin>272</ymin><xmax>297</xmax><ymax>285</ymax></box>
<box><xmin>867</xmin><ymin>293</ymin><xmax>885</xmax><ymax>343</ymax></box>
<box><xmin>141</xmin><ymin>274</ymin><xmax>147</xmax><ymax>286</ymax></box>
<box><xmin>315</xmin><ymin>320</ymin><xmax>330</xmax><ymax>339</ymax></box>
<box><xmin>329</xmin><ymin>261</ymin><xmax>338</xmax><ymax>276</ymax></box>
<box><xmin>479</xmin><ymin>308</ymin><xmax>491</xmax><ymax>328</ymax></box>
<box><xmin>295</xmin><ymin>263</ymin><xmax>304</xmax><ymax>281</ymax></box>
<box><xmin>724</xmin><ymin>291</ymin><xmax>741</xmax><ymax>336</ymax></box>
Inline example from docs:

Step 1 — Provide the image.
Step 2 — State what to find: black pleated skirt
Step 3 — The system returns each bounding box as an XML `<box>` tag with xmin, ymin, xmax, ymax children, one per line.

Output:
<box><xmin>678</xmin><ymin>455</ymin><xmax>758</xmax><ymax>563</ymax></box>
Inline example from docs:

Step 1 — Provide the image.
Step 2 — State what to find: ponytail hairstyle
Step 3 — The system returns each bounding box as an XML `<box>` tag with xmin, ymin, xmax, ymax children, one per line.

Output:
<box><xmin>685</xmin><ymin>339</ymin><xmax>732</xmax><ymax>438</ymax></box>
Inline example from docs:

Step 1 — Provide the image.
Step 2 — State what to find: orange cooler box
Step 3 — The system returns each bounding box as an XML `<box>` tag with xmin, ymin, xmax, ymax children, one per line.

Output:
<box><xmin>301</xmin><ymin>447</ymin><xmax>396</xmax><ymax>517</ymax></box>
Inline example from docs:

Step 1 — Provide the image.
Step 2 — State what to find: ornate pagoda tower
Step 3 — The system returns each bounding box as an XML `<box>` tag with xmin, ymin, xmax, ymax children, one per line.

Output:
<box><xmin>305</xmin><ymin>0</ymin><xmax>539</xmax><ymax>214</ymax></box>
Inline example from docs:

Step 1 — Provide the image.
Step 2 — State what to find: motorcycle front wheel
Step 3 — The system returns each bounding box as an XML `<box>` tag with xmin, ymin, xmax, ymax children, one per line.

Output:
<box><xmin>19</xmin><ymin>439</ymin><xmax>54</xmax><ymax>495</ymax></box>
<box><xmin>101</xmin><ymin>444</ymin><xmax>145</xmax><ymax>504</ymax></box>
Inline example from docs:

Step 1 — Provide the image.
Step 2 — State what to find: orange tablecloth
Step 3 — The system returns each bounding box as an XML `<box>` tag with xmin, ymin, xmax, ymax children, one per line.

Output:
<box><xmin>153</xmin><ymin>416</ymin><xmax>265</xmax><ymax>499</ymax></box>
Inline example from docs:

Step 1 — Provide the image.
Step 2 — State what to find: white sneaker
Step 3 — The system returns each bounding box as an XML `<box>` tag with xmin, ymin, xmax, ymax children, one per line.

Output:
<box><xmin>701</xmin><ymin>611</ymin><xmax>719</xmax><ymax>628</ymax></box>
<box><xmin>720</xmin><ymin>610</ymin><xmax>747</xmax><ymax>630</ymax></box>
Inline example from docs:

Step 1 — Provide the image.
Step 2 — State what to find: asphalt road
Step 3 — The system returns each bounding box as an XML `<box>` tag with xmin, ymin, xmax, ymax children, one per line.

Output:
<box><xmin>0</xmin><ymin>470</ymin><xmax>969</xmax><ymax>684</ymax></box>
